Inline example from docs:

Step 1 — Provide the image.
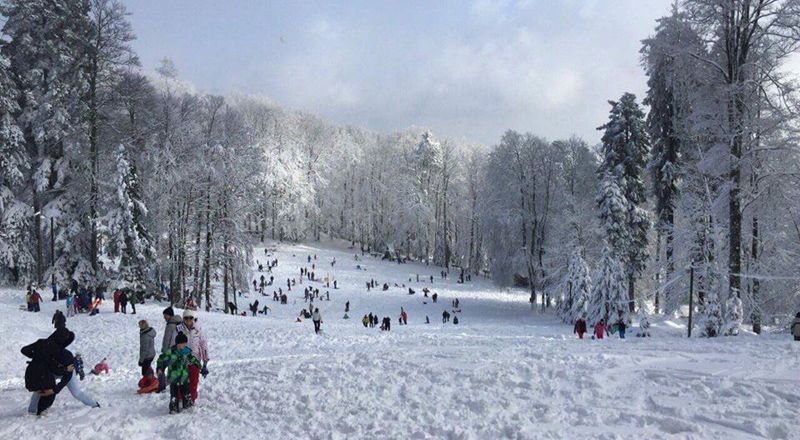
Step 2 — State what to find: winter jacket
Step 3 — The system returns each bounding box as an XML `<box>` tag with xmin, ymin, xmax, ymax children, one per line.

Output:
<box><xmin>161</xmin><ymin>315</ymin><xmax>182</xmax><ymax>353</ymax></box>
<box><xmin>791</xmin><ymin>318</ymin><xmax>800</xmax><ymax>338</ymax></box>
<box><xmin>176</xmin><ymin>323</ymin><xmax>210</xmax><ymax>362</ymax></box>
<box><xmin>21</xmin><ymin>340</ymin><xmax>71</xmax><ymax>392</ymax></box>
<box><xmin>574</xmin><ymin>319</ymin><xmax>587</xmax><ymax>334</ymax></box>
<box><xmin>157</xmin><ymin>346</ymin><xmax>202</xmax><ymax>385</ymax></box>
<box><xmin>139</xmin><ymin>326</ymin><xmax>157</xmax><ymax>364</ymax></box>
<box><xmin>312</xmin><ymin>311</ymin><xmax>321</xmax><ymax>322</ymax></box>
<box><xmin>593</xmin><ymin>323</ymin><xmax>606</xmax><ymax>339</ymax></box>
<box><xmin>119</xmin><ymin>292</ymin><xmax>128</xmax><ymax>305</ymax></box>
<box><xmin>113</xmin><ymin>290</ymin><xmax>120</xmax><ymax>303</ymax></box>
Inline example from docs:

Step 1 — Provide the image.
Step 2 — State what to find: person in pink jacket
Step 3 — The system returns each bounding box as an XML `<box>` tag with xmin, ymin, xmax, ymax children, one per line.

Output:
<box><xmin>593</xmin><ymin>320</ymin><xmax>607</xmax><ymax>340</ymax></box>
<box><xmin>176</xmin><ymin>309</ymin><xmax>209</xmax><ymax>402</ymax></box>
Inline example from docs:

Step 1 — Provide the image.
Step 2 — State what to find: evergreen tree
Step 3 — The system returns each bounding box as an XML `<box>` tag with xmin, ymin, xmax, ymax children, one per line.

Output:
<box><xmin>0</xmin><ymin>52</ymin><xmax>31</xmax><ymax>283</ymax></box>
<box><xmin>559</xmin><ymin>249</ymin><xmax>592</xmax><ymax>323</ymax></box>
<box><xmin>104</xmin><ymin>144</ymin><xmax>154</xmax><ymax>291</ymax></box>
<box><xmin>1</xmin><ymin>0</ymin><xmax>92</xmax><ymax>285</ymax></box>
<box><xmin>597</xmin><ymin>93</ymin><xmax>650</xmax><ymax>313</ymax></box>
<box><xmin>587</xmin><ymin>247</ymin><xmax>627</xmax><ymax>325</ymax></box>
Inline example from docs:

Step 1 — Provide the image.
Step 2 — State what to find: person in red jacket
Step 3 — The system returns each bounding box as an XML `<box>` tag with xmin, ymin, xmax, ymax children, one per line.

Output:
<box><xmin>137</xmin><ymin>367</ymin><xmax>159</xmax><ymax>394</ymax></box>
<box><xmin>113</xmin><ymin>289</ymin><xmax>120</xmax><ymax>313</ymax></box>
<box><xmin>574</xmin><ymin>314</ymin><xmax>588</xmax><ymax>339</ymax></box>
<box><xmin>593</xmin><ymin>320</ymin><xmax>607</xmax><ymax>340</ymax></box>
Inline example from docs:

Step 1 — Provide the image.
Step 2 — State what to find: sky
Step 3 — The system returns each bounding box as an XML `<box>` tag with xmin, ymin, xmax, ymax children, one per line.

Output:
<box><xmin>123</xmin><ymin>0</ymin><xmax>675</xmax><ymax>145</ymax></box>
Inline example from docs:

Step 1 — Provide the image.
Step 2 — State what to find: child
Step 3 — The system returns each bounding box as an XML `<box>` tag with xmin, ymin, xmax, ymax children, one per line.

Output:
<box><xmin>74</xmin><ymin>353</ymin><xmax>86</xmax><ymax>380</ymax></box>
<box><xmin>137</xmin><ymin>367</ymin><xmax>159</xmax><ymax>394</ymax></box>
<box><xmin>574</xmin><ymin>314</ymin><xmax>588</xmax><ymax>339</ymax></box>
<box><xmin>91</xmin><ymin>358</ymin><xmax>110</xmax><ymax>375</ymax></box>
<box><xmin>593</xmin><ymin>320</ymin><xmax>607</xmax><ymax>340</ymax></box>
<box><xmin>66</xmin><ymin>294</ymin><xmax>75</xmax><ymax>317</ymax></box>
<box><xmin>157</xmin><ymin>333</ymin><xmax>202</xmax><ymax>414</ymax></box>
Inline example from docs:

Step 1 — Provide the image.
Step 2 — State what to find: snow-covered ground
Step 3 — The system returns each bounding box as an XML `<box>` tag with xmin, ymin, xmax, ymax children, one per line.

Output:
<box><xmin>0</xmin><ymin>241</ymin><xmax>798</xmax><ymax>439</ymax></box>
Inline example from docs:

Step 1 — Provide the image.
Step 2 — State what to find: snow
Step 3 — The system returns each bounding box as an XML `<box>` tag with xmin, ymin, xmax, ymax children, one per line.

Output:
<box><xmin>1</xmin><ymin>241</ymin><xmax>798</xmax><ymax>439</ymax></box>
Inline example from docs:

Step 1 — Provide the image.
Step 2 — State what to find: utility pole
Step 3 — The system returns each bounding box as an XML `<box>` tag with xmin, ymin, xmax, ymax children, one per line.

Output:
<box><xmin>687</xmin><ymin>266</ymin><xmax>694</xmax><ymax>338</ymax></box>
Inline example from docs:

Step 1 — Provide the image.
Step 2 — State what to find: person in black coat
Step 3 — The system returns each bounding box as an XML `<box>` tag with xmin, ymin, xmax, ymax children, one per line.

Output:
<box><xmin>119</xmin><ymin>291</ymin><xmax>129</xmax><ymax>314</ymax></box>
<box><xmin>22</xmin><ymin>339</ymin><xmax>75</xmax><ymax>415</ymax></box>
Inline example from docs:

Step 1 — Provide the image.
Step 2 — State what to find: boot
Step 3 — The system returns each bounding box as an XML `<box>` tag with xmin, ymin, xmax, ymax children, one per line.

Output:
<box><xmin>169</xmin><ymin>398</ymin><xmax>180</xmax><ymax>414</ymax></box>
<box><xmin>182</xmin><ymin>395</ymin><xmax>193</xmax><ymax>410</ymax></box>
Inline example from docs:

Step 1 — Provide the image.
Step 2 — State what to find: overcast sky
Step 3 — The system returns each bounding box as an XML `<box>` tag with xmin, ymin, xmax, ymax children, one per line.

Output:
<box><xmin>124</xmin><ymin>0</ymin><xmax>675</xmax><ymax>145</ymax></box>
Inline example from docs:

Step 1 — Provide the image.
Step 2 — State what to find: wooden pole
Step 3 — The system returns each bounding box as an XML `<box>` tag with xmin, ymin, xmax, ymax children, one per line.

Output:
<box><xmin>687</xmin><ymin>266</ymin><xmax>694</xmax><ymax>338</ymax></box>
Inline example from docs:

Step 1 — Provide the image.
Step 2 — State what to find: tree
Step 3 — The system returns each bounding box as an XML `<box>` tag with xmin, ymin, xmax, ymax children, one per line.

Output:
<box><xmin>597</xmin><ymin>93</ymin><xmax>651</xmax><ymax>313</ymax></box>
<box><xmin>587</xmin><ymin>247</ymin><xmax>627</xmax><ymax>325</ymax></box>
<box><xmin>0</xmin><ymin>52</ymin><xmax>31</xmax><ymax>283</ymax></box>
<box><xmin>558</xmin><ymin>249</ymin><xmax>592</xmax><ymax>323</ymax></box>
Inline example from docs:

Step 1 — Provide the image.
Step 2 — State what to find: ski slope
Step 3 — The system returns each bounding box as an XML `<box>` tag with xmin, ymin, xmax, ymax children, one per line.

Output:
<box><xmin>0</xmin><ymin>241</ymin><xmax>798</xmax><ymax>439</ymax></box>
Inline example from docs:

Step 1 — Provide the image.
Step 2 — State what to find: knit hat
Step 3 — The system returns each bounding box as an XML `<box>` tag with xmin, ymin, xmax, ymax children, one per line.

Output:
<box><xmin>175</xmin><ymin>332</ymin><xmax>188</xmax><ymax>345</ymax></box>
<box><xmin>163</xmin><ymin>306</ymin><xmax>175</xmax><ymax>317</ymax></box>
<box><xmin>182</xmin><ymin>309</ymin><xmax>195</xmax><ymax>319</ymax></box>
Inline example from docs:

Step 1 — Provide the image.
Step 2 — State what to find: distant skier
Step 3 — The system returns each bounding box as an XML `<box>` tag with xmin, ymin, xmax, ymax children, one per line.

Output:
<box><xmin>574</xmin><ymin>314</ymin><xmax>588</xmax><ymax>339</ymax></box>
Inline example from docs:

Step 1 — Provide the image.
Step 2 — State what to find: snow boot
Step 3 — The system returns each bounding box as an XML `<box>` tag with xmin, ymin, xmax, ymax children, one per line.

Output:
<box><xmin>182</xmin><ymin>396</ymin><xmax>193</xmax><ymax>410</ymax></box>
<box><xmin>169</xmin><ymin>398</ymin><xmax>180</xmax><ymax>414</ymax></box>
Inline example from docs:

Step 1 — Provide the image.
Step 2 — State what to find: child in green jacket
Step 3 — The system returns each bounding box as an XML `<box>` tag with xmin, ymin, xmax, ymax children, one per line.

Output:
<box><xmin>157</xmin><ymin>332</ymin><xmax>202</xmax><ymax>414</ymax></box>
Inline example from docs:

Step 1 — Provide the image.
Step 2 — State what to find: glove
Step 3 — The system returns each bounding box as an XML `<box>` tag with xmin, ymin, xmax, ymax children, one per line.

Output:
<box><xmin>201</xmin><ymin>365</ymin><xmax>209</xmax><ymax>378</ymax></box>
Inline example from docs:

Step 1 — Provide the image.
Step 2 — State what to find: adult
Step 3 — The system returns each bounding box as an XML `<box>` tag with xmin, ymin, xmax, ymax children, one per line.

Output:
<box><xmin>593</xmin><ymin>320</ymin><xmax>607</xmax><ymax>340</ymax></box>
<box><xmin>129</xmin><ymin>290</ymin><xmax>138</xmax><ymax>315</ymax></box>
<box><xmin>119</xmin><ymin>290</ymin><xmax>128</xmax><ymax>314</ymax></box>
<box><xmin>791</xmin><ymin>312</ymin><xmax>800</xmax><ymax>341</ymax></box>
<box><xmin>29</xmin><ymin>288</ymin><xmax>42</xmax><ymax>312</ymax></box>
<box><xmin>22</xmin><ymin>338</ymin><xmax>74</xmax><ymax>415</ymax></box>
<box><xmin>161</xmin><ymin>307</ymin><xmax>181</xmax><ymax>353</ymax></box>
<box><xmin>615</xmin><ymin>316</ymin><xmax>627</xmax><ymax>339</ymax></box>
<box><xmin>312</xmin><ymin>308</ymin><xmax>322</xmax><ymax>334</ymax></box>
<box><xmin>139</xmin><ymin>320</ymin><xmax>157</xmax><ymax>376</ymax></box>
<box><xmin>176</xmin><ymin>309</ymin><xmax>209</xmax><ymax>402</ymax></box>
<box><xmin>113</xmin><ymin>289</ymin><xmax>120</xmax><ymax>313</ymax></box>
<box><xmin>574</xmin><ymin>314</ymin><xmax>587</xmax><ymax>339</ymax></box>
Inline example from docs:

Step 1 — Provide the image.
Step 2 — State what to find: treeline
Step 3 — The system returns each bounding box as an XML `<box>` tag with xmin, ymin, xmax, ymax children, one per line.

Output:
<box><xmin>1</xmin><ymin>0</ymin><xmax>799</xmax><ymax>333</ymax></box>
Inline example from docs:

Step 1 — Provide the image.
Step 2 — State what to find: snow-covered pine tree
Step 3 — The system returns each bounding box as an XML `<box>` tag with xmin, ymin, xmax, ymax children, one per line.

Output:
<box><xmin>0</xmin><ymin>52</ymin><xmax>31</xmax><ymax>284</ymax></box>
<box><xmin>723</xmin><ymin>295</ymin><xmax>742</xmax><ymax>336</ymax></box>
<box><xmin>104</xmin><ymin>144</ymin><xmax>154</xmax><ymax>292</ymax></box>
<box><xmin>558</xmin><ymin>249</ymin><xmax>592</xmax><ymax>323</ymax></box>
<box><xmin>1</xmin><ymin>0</ymin><xmax>92</xmax><ymax>285</ymax></box>
<box><xmin>597</xmin><ymin>93</ymin><xmax>650</xmax><ymax>314</ymax></box>
<box><xmin>587</xmin><ymin>246</ymin><xmax>627</xmax><ymax>325</ymax></box>
<box><xmin>641</xmin><ymin>8</ymin><xmax>700</xmax><ymax>315</ymax></box>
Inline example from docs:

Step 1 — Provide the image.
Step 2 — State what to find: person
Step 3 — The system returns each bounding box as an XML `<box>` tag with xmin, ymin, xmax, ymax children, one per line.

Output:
<box><xmin>23</xmin><ymin>341</ymin><xmax>74</xmax><ymax>416</ymax></box>
<box><xmin>52</xmin><ymin>310</ymin><xmax>66</xmax><ymax>330</ymax></box>
<box><xmin>400</xmin><ymin>308</ymin><xmax>408</xmax><ymax>325</ymax></box>
<box><xmin>161</xmin><ymin>307</ymin><xmax>181</xmax><ymax>353</ymax></box>
<box><xmin>442</xmin><ymin>310</ymin><xmax>450</xmax><ymax>323</ymax></box>
<box><xmin>176</xmin><ymin>309</ymin><xmax>210</xmax><ymax>402</ymax></box>
<box><xmin>381</xmin><ymin>316</ymin><xmax>391</xmax><ymax>331</ymax></box>
<box><xmin>574</xmin><ymin>314</ymin><xmax>588</xmax><ymax>339</ymax></box>
<box><xmin>345</xmin><ymin>301</ymin><xmax>350</xmax><ymax>313</ymax></box>
<box><xmin>137</xmin><ymin>366</ymin><xmax>159</xmax><ymax>394</ymax></box>
<box><xmin>637</xmin><ymin>313</ymin><xmax>651</xmax><ymax>337</ymax></box>
<box><xmin>593</xmin><ymin>320</ymin><xmax>607</xmax><ymax>340</ymax></box>
<box><xmin>432</xmin><ymin>293</ymin><xmax>438</xmax><ymax>303</ymax></box>
<box><xmin>65</xmin><ymin>293</ymin><xmax>75</xmax><ymax>317</ymax></box>
<box><xmin>250</xmin><ymin>300</ymin><xmax>259</xmax><ymax>317</ymax></box>
<box><xmin>129</xmin><ymin>290</ymin><xmax>138</xmax><ymax>315</ymax></box>
<box><xmin>91</xmin><ymin>358</ymin><xmax>110</xmax><ymax>375</ymax></box>
<box><xmin>615</xmin><ymin>315</ymin><xmax>627</xmax><ymax>339</ymax></box>
<box><xmin>367</xmin><ymin>313</ymin><xmax>374</xmax><ymax>328</ymax></box>
<box><xmin>139</xmin><ymin>320</ymin><xmax>157</xmax><ymax>376</ymax></box>
<box><xmin>113</xmin><ymin>289</ymin><xmax>120</xmax><ymax>313</ymax></box>
<box><xmin>157</xmin><ymin>332</ymin><xmax>202</xmax><ymax>414</ymax></box>
<box><xmin>791</xmin><ymin>312</ymin><xmax>800</xmax><ymax>341</ymax></box>
<box><xmin>362</xmin><ymin>314</ymin><xmax>369</xmax><ymax>327</ymax></box>
<box><xmin>71</xmin><ymin>352</ymin><xmax>86</xmax><ymax>381</ymax></box>
<box><xmin>312</xmin><ymin>308</ymin><xmax>322</xmax><ymax>334</ymax></box>
<box><xmin>425</xmin><ymin>316</ymin><xmax>430</xmax><ymax>324</ymax></box>
<box><xmin>453</xmin><ymin>316</ymin><xmax>459</xmax><ymax>325</ymax></box>
<box><xmin>119</xmin><ymin>290</ymin><xmax>128</xmax><ymax>314</ymax></box>
<box><xmin>29</xmin><ymin>288</ymin><xmax>42</xmax><ymax>312</ymax></box>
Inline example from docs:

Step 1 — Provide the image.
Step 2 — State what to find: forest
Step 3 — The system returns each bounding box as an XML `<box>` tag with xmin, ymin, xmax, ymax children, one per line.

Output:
<box><xmin>1</xmin><ymin>0</ymin><xmax>799</xmax><ymax>336</ymax></box>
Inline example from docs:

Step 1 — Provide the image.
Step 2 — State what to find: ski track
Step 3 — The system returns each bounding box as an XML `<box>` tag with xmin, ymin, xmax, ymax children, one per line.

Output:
<box><xmin>0</xmin><ymin>240</ymin><xmax>798</xmax><ymax>439</ymax></box>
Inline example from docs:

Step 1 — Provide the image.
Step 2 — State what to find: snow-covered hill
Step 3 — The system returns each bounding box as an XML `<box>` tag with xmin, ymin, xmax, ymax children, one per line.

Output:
<box><xmin>0</xmin><ymin>242</ymin><xmax>797</xmax><ymax>439</ymax></box>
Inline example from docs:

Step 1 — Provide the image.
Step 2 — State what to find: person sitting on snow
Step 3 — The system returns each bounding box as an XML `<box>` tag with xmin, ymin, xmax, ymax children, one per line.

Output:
<box><xmin>137</xmin><ymin>366</ymin><xmax>159</xmax><ymax>394</ymax></box>
<box><xmin>91</xmin><ymin>358</ymin><xmax>110</xmax><ymax>375</ymax></box>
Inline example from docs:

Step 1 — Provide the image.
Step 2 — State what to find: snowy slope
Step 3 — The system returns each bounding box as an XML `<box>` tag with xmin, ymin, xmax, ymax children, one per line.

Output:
<box><xmin>0</xmin><ymin>241</ymin><xmax>798</xmax><ymax>439</ymax></box>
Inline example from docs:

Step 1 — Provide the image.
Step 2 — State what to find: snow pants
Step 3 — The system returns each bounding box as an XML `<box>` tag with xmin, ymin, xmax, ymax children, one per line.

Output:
<box><xmin>114</xmin><ymin>300</ymin><xmax>119</xmax><ymax>313</ymax></box>
<box><xmin>313</xmin><ymin>320</ymin><xmax>321</xmax><ymax>333</ymax></box>
<box><xmin>577</xmin><ymin>331</ymin><xmax>585</xmax><ymax>339</ymax></box>
<box><xmin>619</xmin><ymin>328</ymin><xmax>626</xmax><ymax>339</ymax></box>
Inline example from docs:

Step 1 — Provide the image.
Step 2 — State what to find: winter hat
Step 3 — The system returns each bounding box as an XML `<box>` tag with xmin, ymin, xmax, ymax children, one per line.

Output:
<box><xmin>182</xmin><ymin>309</ymin><xmax>195</xmax><ymax>319</ymax></box>
<box><xmin>163</xmin><ymin>306</ymin><xmax>175</xmax><ymax>317</ymax></box>
<box><xmin>175</xmin><ymin>332</ymin><xmax>188</xmax><ymax>345</ymax></box>
<box><xmin>59</xmin><ymin>349</ymin><xmax>74</xmax><ymax>366</ymax></box>
<box><xmin>48</xmin><ymin>328</ymin><xmax>75</xmax><ymax>349</ymax></box>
